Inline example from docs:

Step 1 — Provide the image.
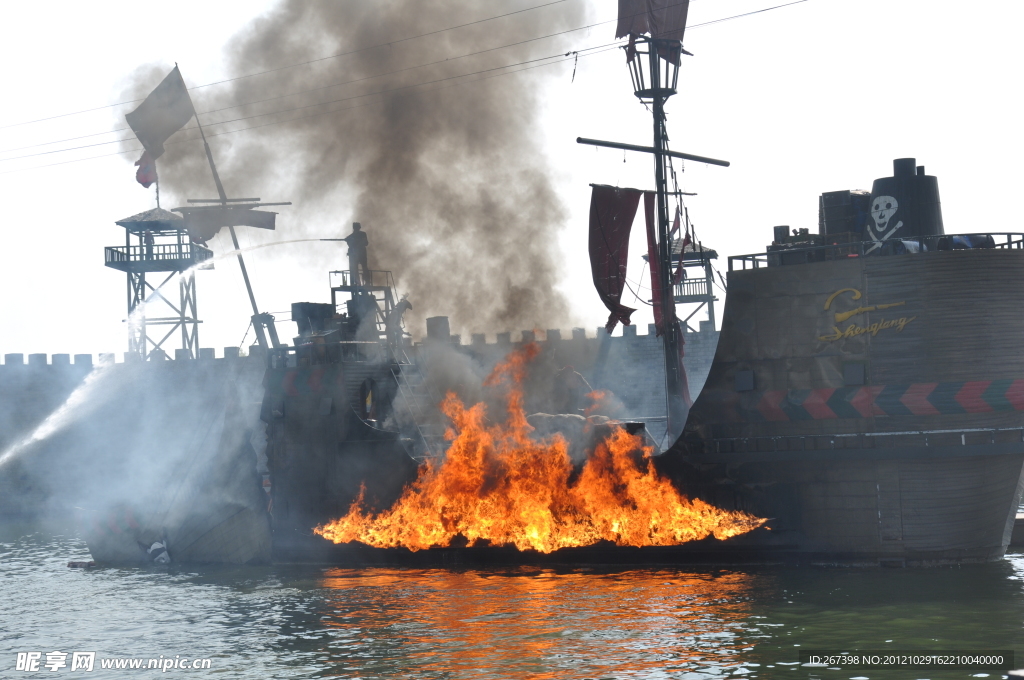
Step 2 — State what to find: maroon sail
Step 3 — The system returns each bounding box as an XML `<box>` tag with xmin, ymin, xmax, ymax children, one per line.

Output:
<box><xmin>615</xmin><ymin>0</ymin><xmax>690</xmax><ymax>43</ymax></box>
<box><xmin>589</xmin><ymin>185</ymin><xmax>642</xmax><ymax>332</ymax></box>
<box><xmin>643</xmin><ymin>191</ymin><xmax>665</xmax><ymax>335</ymax></box>
<box><xmin>644</xmin><ymin>191</ymin><xmax>692</xmax><ymax>407</ymax></box>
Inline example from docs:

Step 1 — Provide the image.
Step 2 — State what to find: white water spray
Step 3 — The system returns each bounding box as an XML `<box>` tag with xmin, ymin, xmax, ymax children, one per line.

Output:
<box><xmin>0</xmin><ymin>238</ymin><xmax>322</xmax><ymax>470</ymax></box>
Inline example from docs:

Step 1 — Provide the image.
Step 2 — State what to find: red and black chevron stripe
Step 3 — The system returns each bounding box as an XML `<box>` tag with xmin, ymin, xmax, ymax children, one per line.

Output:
<box><xmin>705</xmin><ymin>379</ymin><xmax>1024</xmax><ymax>422</ymax></box>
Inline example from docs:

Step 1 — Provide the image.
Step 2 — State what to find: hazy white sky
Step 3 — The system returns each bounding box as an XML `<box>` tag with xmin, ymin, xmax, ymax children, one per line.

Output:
<box><xmin>0</xmin><ymin>0</ymin><xmax>1020</xmax><ymax>358</ymax></box>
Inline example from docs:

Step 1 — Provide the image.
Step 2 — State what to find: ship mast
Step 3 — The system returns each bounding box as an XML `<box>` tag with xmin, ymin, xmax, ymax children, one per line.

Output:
<box><xmin>648</xmin><ymin>38</ymin><xmax>685</xmax><ymax>437</ymax></box>
<box><xmin>180</xmin><ymin>77</ymin><xmax>288</xmax><ymax>352</ymax></box>
<box><xmin>579</xmin><ymin>15</ymin><xmax>729</xmax><ymax>444</ymax></box>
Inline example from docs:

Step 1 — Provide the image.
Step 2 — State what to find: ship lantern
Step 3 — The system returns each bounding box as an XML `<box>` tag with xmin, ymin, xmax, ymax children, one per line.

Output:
<box><xmin>625</xmin><ymin>36</ymin><xmax>681</xmax><ymax>103</ymax></box>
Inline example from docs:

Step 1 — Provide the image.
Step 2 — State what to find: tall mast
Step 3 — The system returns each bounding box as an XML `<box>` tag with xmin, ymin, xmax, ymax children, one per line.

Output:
<box><xmin>648</xmin><ymin>39</ymin><xmax>686</xmax><ymax>438</ymax></box>
<box><xmin>182</xmin><ymin>74</ymin><xmax>281</xmax><ymax>351</ymax></box>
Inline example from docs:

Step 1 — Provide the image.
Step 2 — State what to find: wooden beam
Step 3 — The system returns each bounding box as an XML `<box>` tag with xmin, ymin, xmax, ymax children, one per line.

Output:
<box><xmin>577</xmin><ymin>137</ymin><xmax>730</xmax><ymax>167</ymax></box>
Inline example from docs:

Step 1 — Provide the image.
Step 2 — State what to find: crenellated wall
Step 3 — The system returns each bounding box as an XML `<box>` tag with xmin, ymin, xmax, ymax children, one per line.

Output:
<box><xmin>438</xmin><ymin>323</ymin><xmax>719</xmax><ymax>418</ymax></box>
<box><xmin>0</xmin><ymin>325</ymin><xmax>719</xmax><ymax>448</ymax></box>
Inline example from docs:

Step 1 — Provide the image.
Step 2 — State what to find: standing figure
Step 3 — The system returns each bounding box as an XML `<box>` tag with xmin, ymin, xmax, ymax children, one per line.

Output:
<box><xmin>384</xmin><ymin>296</ymin><xmax>413</xmax><ymax>356</ymax></box>
<box><xmin>143</xmin><ymin>230</ymin><xmax>154</xmax><ymax>259</ymax></box>
<box><xmin>343</xmin><ymin>222</ymin><xmax>369</xmax><ymax>285</ymax></box>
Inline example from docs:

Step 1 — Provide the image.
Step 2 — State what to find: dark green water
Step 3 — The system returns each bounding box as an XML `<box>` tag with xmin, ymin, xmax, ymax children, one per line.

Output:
<box><xmin>2</xmin><ymin>523</ymin><xmax>1023</xmax><ymax>679</ymax></box>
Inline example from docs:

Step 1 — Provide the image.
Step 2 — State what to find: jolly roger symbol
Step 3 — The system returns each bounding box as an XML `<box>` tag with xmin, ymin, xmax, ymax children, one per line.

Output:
<box><xmin>865</xmin><ymin>195</ymin><xmax>904</xmax><ymax>253</ymax></box>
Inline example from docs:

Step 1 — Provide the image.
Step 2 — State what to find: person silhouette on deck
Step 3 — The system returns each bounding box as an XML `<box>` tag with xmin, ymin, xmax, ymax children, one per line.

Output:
<box><xmin>343</xmin><ymin>222</ymin><xmax>369</xmax><ymax>285</ymax></box>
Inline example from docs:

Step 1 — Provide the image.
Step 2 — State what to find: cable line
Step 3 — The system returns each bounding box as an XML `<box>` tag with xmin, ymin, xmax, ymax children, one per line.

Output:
<box><xmin>0</xmin><ymin>44</ymin><xmax>617</xmax><ymax>177</ymax></box>
<box><xmin>0</xmin><ymin>0</ymin><xmax>807</xmax><ymax>134</ymax></box>
<box><xmin>2</xmin><ymin>19</ymin><xmax>606</xmax><ymax>159</ymax></box>
<box><xmin>0</xmin><ymin>0</ymin><xmax>811</xmax><ymax>165</ymax></box>
<box><xmin>0</xmin><ymin>0</ymin><xmax>573</xmax><ymax>131</ymax></box>
<box><xmin>0</xmin><ymin>41</ymin><xmax>619</xmax><ymax>164</ymax></box>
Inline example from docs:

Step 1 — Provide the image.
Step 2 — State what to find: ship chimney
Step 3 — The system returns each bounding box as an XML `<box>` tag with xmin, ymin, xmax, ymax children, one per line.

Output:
<box><xmin>867</xmin><ymin>158</ymin><xmax>944</xmax><ymax>238</ymax></box>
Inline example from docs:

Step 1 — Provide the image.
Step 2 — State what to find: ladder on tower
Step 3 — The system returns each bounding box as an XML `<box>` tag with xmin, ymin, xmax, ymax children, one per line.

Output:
<box><xmin>391</xmin><ymin>362</ymin><xmax>448</xmax><ymax>460</ymax></box>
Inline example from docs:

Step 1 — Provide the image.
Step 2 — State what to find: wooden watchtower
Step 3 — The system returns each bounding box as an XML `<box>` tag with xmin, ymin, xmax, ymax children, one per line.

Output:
<box><xmin>672</xmin><ymin>240</ymin><xmax>718</xmax><ymax>332</ymax></box>
<box><xmin>104</xmin><ymin>208</ymin><xmax>213</xmax><ymax>359</ymax></box>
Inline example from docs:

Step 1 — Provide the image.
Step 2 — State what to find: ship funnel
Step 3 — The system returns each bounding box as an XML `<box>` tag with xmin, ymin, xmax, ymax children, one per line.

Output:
<box><xmin>867</xmin><ymin>158</ymin><xmax>944</xmax><ymax>239</ymax></box>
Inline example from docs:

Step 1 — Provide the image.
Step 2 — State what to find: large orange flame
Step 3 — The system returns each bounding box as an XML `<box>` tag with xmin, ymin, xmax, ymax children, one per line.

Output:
<box><xmin>316</xmin><ymin>344</ymin><xmax>765</xmax><ymax>553</ymax></box>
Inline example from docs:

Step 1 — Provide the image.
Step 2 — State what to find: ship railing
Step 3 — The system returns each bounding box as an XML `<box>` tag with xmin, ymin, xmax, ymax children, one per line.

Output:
<box><xmin>714</xmin><ymin>425</ymin><xmax>1024</xmax><ymax>455</ymax></box>
<box><xmin>728</xmin><ymin>232</ymin><xmax>1024</xmax><ymax>271</ymax></box>
<box><xmin>674</xmin><ymin>277</ymin><xmax>710</xmax><ymax>300</ymax></box>
<box><xmin>268</xmin><ymin>340</ymin><xmax>386</xmax><ymax>368</ymax></box>
<box><xmin>329</xmin><ymin>269</ymin><xmax>397</xmax><ymax>291</ymax></box>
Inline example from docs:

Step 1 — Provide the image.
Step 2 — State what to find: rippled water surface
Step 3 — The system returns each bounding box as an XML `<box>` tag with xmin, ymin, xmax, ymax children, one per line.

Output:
<box><xmin>3</xmin><ymin>522</ymin><xmax>1024</xmax><ymax>679</ymax></box>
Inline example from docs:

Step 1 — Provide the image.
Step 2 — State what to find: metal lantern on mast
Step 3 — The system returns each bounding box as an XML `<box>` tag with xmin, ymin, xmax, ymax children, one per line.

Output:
<box><xmin>625</xmin><ymin>35</ymin><xmax>682</xmax><ymax>103</ymax></box>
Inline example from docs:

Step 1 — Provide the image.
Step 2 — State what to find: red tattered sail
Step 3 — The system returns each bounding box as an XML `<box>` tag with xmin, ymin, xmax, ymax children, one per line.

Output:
<box><xmin>134</xmin><ymin>151</ymin><xmax>157</xmax><ymax>188</ymax></box>
<box><xmin>644</xmin><ymin>191</ymin><xmax>665</xmax><ymax>335</ymax></box>
<box><xmin>588</xmin><ymin>185</ymin><xmax>642</xmax><ymax>332</ymax></box>
<box><xmin>616</xmin><ymin>0</ymin><xmax>690</xmax><ymax>64</ymax></box>
<box><xmin>643</xmin><ymin>191</ymin><xmax>692</xmax><ymax>408</ymax></box>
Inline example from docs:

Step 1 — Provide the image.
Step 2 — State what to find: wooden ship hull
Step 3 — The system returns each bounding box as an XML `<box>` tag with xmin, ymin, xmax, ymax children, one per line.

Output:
<box><xmin>679</xmin><ymin>243</ymin><xmax>1024</xmax><ymax>565</ymax></box>
<box><xmin>260</xmin><ymin>358</ymin><xmax>420</xmax><ymax>562</ymax></box>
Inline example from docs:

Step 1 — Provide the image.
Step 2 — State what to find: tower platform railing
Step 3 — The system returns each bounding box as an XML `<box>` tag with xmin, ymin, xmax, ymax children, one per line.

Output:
<box><xmin>329</xmin><ymin>268</ymin><xmax>396</xmax><ymax>292</ymax></box>
<box><xmin>674</xmin><ymin>277</ymin><xmax>711</xmax><ymax>302</ymax></box>
<box><xmin>105</xmin><ymin>242</ymin><xmax>213</xmax><ymax>273</ymax></box>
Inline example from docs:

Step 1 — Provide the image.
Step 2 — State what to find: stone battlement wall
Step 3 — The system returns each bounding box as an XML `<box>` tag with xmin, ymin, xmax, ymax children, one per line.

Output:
<box><xmin>431</xmin><ymin>324</ymin><xmax>719</xmax><ymax>442</ymax></box>
<box><xmin>1</xmin><ymin>322</ymin><xmax>718</xmax><ymax>369</ymax></box>
<box><xmin>0</xmin><ymin>324</ymin><xmax>719</xmax><ymax>452</ymax></box>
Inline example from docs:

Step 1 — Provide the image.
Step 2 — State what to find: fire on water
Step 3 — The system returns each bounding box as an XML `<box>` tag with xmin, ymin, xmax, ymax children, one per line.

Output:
<box><xmin>315</xmin><ymin>344</ymin><xmax>766</xmax><ymax>553</ymax></box>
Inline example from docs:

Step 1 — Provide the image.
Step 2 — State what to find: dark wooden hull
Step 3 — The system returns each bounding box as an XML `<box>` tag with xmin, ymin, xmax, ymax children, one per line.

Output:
<box><xmin>682</xmin><ymin>248</ymin><xmax>1024</xmax><ymax>563</ymax></box>
<box><xmin>261</xmin><ymin>359</ymin><xmax>419</xmax><ymax>545</ymax></box>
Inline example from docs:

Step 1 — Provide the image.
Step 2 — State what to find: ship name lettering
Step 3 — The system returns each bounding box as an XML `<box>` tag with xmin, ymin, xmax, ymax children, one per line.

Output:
<box><xmin>818</xmin><ymin>316</ymin><xmax>916</xmax><ymax>342</ymax></box>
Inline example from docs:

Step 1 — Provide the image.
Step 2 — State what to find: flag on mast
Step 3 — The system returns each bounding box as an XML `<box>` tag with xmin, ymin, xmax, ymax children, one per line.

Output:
<box><xmin>125</xmin><ymin>66</ymin><xmax>195</xmax><ymax>160</ymax></box>
<box><xmin>616</xmin><ymin>0</ymin><xmax>690</xmax><ymax>64</ymax></box>
<box><xmin>615</xmin><ymin>0</ymin><xmax>690</xmax><ymax>43</ymax></box>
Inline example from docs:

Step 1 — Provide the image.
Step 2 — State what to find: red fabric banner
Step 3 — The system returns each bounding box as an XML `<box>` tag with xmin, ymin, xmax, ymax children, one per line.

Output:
<box><xmin>644</xmin><ymin>191</ymin><xmax>665</xmax><ymax>336</ymax></box>
<box><xmin>672</xmin><ymin>258</ymin><xmax>685</xmax><ymax>285</ymax></box>
<box><xmin>616</xmin><ymin>0</ymin><xmax>690</xmax><ymax>64</ymax></box>
<box><xmin>588</xmin><ymin>185</ymin><xmax>642</xmax><ymax>333</ymax></box>
<box><xmin>616</xmin><ymin>0</ymin><xmax>690</xmax><ymax>43</ymax></box>
<box><xmin>644</xmin><ymin>192</ymin><xmax>692</xmax><ymax>410</ymax></box>
<box><xmin>134</xmin><ymin>151</ymin><xmax>157</xmax><ymax>188</ymax></box>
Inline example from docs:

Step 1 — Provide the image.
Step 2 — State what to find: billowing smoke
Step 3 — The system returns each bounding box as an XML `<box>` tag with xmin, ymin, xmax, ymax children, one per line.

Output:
<box><xmin>121</xmin><ymin>0</ymin><xmax>590</xmax><ymax>337</ymax></box>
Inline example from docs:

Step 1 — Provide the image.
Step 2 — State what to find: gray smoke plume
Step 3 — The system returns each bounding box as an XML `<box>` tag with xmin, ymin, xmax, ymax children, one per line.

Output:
<box><xmin>122</xmin><ymin>0</ymin><xmax>590</xmax><ymax>337</ymax></box>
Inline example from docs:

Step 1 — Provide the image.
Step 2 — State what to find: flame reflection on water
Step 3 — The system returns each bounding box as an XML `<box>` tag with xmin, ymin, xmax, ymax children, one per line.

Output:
<box><xmin>316</xmin><ymin>568</ymin><xmax>759</xmax><ymax>678</ymax></box>
<box><xmin>9</xmin><ymin>531</ymin><xmax>1024</xmax><ymax>679</ymax></box>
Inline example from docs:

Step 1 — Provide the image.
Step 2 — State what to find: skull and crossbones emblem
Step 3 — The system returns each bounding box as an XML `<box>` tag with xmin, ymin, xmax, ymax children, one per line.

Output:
<box><xmin>865</xmin><ymin>195</ymin><xmax>904</xmax><ymax>253</ymax></box>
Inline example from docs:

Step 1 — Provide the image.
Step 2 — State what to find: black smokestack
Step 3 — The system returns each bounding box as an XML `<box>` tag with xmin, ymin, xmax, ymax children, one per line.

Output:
<box><xmin>122</xmin><ymin>0</ymin><xmax>589</xmax><ymax>337</ymax></box>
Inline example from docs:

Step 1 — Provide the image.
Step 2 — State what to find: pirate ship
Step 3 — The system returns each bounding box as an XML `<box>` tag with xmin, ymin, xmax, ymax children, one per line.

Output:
<box><xmin>76</xmin><ymin>2</ymin><xmax>1024</xmax><ymax>566</ymax></box>
<box><xmin>677</xmin><ymin>158</ymin><xmax>1024</xmax><ymax>565</ymax></box>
